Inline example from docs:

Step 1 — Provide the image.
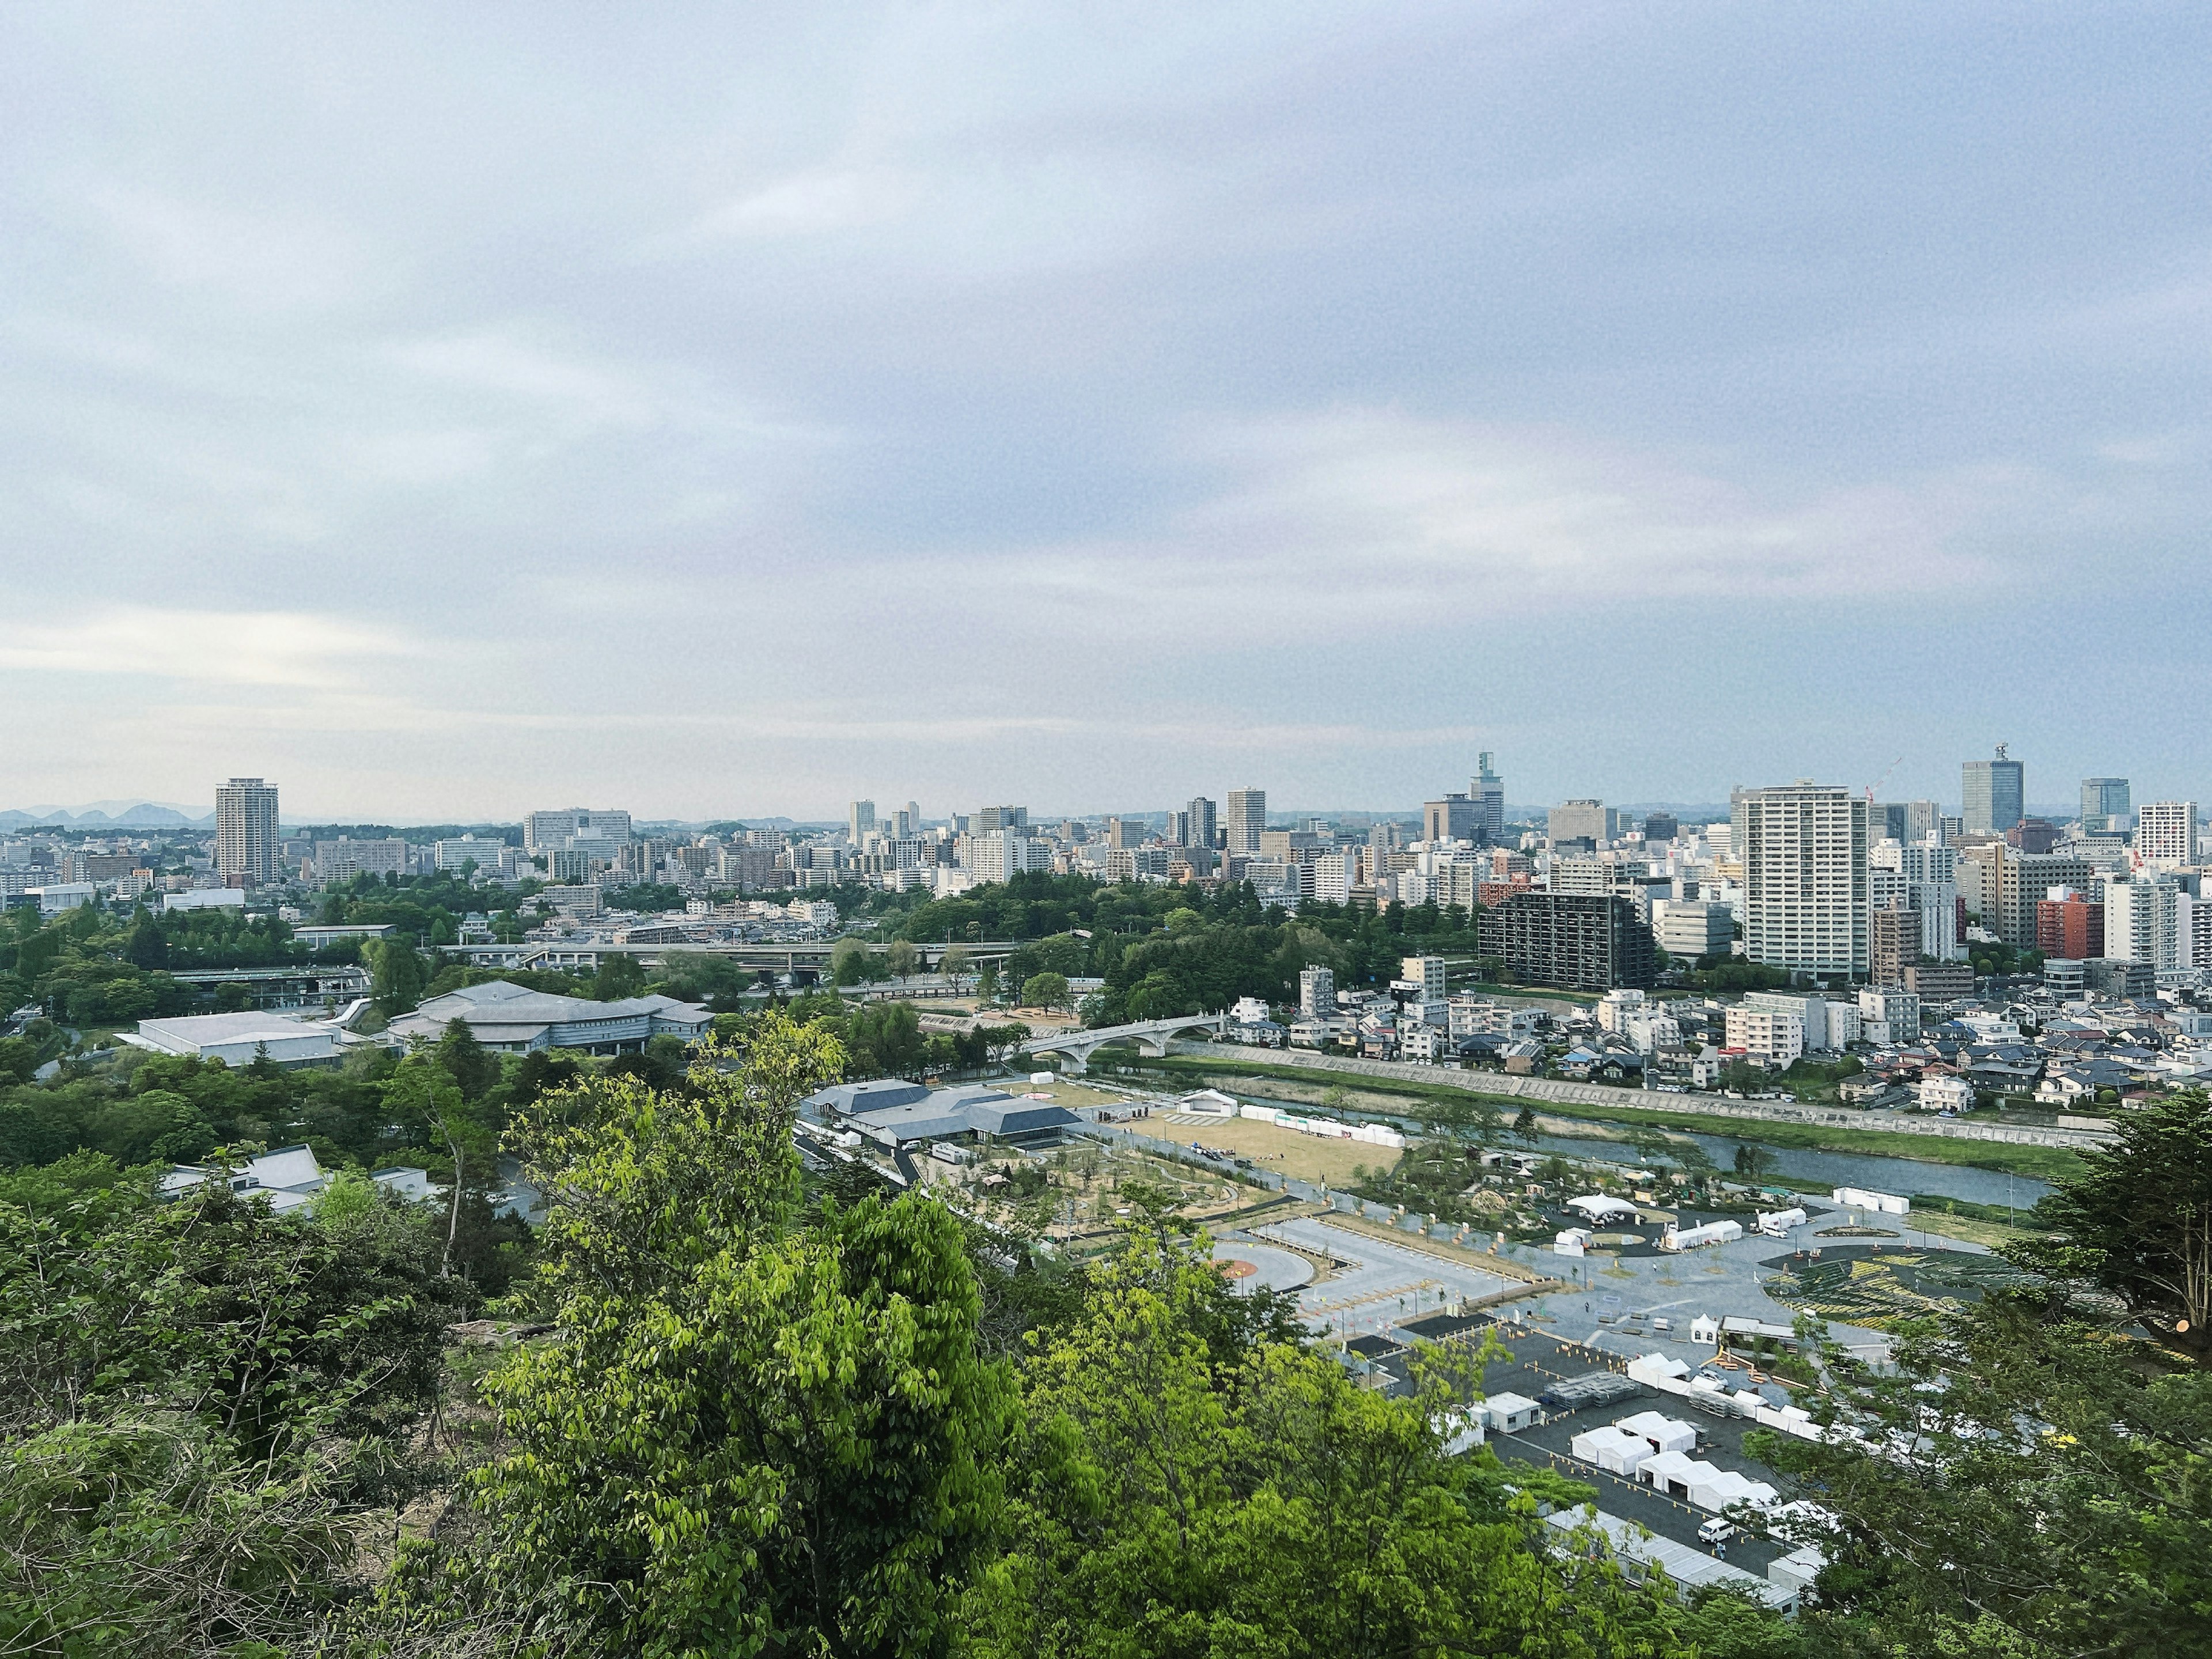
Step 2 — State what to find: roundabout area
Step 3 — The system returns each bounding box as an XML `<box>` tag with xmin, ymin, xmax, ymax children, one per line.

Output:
<box><xmin>1209</xmin><ymin>1239</ymin><xmax>1316</xmax><ymax>1294</ymax></box>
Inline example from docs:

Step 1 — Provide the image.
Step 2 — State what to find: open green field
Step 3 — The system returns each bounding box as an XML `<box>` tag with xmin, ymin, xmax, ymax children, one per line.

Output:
<box><xmin>1112</xmin><ymin>1052</ymin><xmax>2087</xmax><ymax>1183</ymax></box>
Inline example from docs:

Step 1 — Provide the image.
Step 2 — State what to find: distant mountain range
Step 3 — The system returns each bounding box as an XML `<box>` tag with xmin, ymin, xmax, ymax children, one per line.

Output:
<box><xmin>1</xmin><ymin>802</ymin><xmax>214</xmax><ymax>830</ymax></box>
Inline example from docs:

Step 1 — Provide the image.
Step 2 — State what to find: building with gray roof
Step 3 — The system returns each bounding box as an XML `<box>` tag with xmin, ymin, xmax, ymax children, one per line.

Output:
<box><xmin>805</xmin><ymin>1080</ymin><xmax>1082</xmax><ymax>1149</ymax></box>
<box><xmin>387</xmin><ymin>979</ymin><xmax>710</xmax><ymax>1053</ymax></box>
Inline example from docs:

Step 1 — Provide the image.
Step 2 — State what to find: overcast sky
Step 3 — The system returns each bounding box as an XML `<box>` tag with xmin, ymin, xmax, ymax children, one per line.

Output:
<box><xmin>2</xmin><ymin>3</ymin><xmax>2207</xmax><ymax>822</ymax></box>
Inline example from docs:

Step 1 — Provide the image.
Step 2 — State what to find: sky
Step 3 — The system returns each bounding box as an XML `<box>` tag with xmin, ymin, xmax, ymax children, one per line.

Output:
<box><xmin>2</xmin><ymin>3</ymin><xmax>2208</xmax><ymax>823</ymax></box>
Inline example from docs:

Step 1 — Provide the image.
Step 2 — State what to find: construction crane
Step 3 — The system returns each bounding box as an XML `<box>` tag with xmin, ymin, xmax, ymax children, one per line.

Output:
<box><xmin>1865</xmin><ymin>756</ymin><xmax>1904</xmax><ymax>816</ymax></box>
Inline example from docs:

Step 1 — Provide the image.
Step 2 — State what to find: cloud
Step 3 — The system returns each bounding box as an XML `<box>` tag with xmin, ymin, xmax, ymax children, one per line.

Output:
<box><xmin>844</xmin><ymin>410</ymin><xmax>1999</xmax><ymax>650</ymax></box>
<box><xmin>0</xmin><ymin>609</ymin><xmax>426</xmax><ymax>690</ymax></box>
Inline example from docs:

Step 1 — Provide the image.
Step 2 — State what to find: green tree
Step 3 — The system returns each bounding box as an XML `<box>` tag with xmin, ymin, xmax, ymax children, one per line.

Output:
<box><xmin>1757</xmin><ymin>1298</ymin><xmax>2212</xmax><ymax>1658</ymax></box>
<box><xmin>830</xmin><ymin>935</ymin><xmax>874</xmax><ymax>986</ymax></box>
<box><xmin>397</xmin><ymin>1017</ymin><xmax>1014</xmax><ymax>1657</ymax></box>
<box><xmin>940</xmin><ymin>944</ymin><xmax>972</xmax><ymax>987</ymax></box>
<box><xmin>885</xmin><ymin>938</ymin><xmax>919</xmax><ymax>979</ymax></box>
<box><xmin>434</xmin><ymin>1016</ymin><xmax>498</xmax><ymax>1101</ymax></box>
<box><xmin>1731</xmin><ymin>1142</ymin><xmax>1775</xmax><ymax>1183</ymax></box>
<box><xmin>593</xmin><ymin>951</ymin><xmax>647</xmax><ymax>1001</ymax></box>
<box><xmin>1020</xmin><ymin>971</ymin><xmax>1071</xmax><ymax>1012</ymax></box>
<box><xmin>2014</xmin><ymin>1088</ymin><xmax>2212</xmax><ymax>1356</ymax></box>
<box><xmin>367</xmin><ymin>937</ymin><xmax>427</xmax><ymax>1016</ymax></box>
<box><xmin>964</xmin><ymin>1227</ymin><xmax>1683</xmax><ymax>1659</ymax></box>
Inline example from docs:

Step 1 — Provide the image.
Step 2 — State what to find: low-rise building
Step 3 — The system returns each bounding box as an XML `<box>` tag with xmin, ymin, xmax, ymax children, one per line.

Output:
<box><xmin>387</xmin><ymin>980</ymin><xmax>709</xmax><ymax>1052</ymax></box>
<box><xmin>1724</xmin><ymin>1006</ymin><xmax>1804</xmax><ymax>1068</ymax></box>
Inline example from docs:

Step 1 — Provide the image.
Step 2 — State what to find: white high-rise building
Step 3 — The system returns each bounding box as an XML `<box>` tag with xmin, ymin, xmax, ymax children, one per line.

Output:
<box><xmin>1225</xmin><ymin>789</ymin><xmax>1267</xmax><ymax>855</ymax></box>
<box><xmin>2106</xmin><ymin>876</ymin><xmax>2184</xmax><ymax>971</ymax></box>
<box><xmin>1732</xmin><ymin>782</ymin><xmax>1870</xmax><ymax>979</ymax></box>
<box><xmin>2135</xmin><ymin>801</ymin><xmax>2198</xmax><ymax>869</ymax></box>
<box><xmin>215</xmin><ymin>778</ymin><xmax>279</xmax><ymax>886</ymax></box>
<box><xmin>1313</xmin><ymin>850</ymin><xmax>1360</xmax><ymax>903</ymax></box>
<box><xmin>964</xmin><ymin>828</ymin><xmax>1051</xmax><ymax>885</ymax></box>
<box><xmin>848</xmin><ymin>800</ymin><xmax>877</xmax><ymax>843</ymax></box>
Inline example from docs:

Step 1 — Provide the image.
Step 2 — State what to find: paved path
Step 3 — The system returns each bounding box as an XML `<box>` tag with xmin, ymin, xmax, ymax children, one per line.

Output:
<box><xmin>1254</xmin><ymin>1215</ymin><xmax>1518</xmax><ymax>1338</ymax></box>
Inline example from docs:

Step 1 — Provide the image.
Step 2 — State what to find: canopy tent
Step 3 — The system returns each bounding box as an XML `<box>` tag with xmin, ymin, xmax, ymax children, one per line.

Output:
<box><xmin>1566</xmin><ymin>1194</ymin><xmax>1642</xmax><ymax>1224</ymax></box>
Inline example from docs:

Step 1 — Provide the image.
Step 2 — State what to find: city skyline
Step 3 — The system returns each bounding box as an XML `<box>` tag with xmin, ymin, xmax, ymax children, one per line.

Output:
<box><xmin>3</xmin><ymin>7</ymin><xmax>2210</xmax><ymax>816</ymax></box>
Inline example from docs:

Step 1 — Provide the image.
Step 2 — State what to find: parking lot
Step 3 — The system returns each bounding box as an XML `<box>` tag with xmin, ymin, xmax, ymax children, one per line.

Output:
<box><xmin>1475</xmin><ymin>1325</ymin><xmax>1790</xmax><ymax>1574</ymax></box>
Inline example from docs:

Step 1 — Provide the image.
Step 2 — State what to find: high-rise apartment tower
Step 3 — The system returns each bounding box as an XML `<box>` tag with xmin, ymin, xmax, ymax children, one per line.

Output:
<box><xmin>1225</xmin><ymin>789</ymin><xmax>1267</xmax><ymax>855</ymax></box>
<box><xmin>1732</xmin><ymin>782</ymin><xmax>1870</xmax><ymax>978</ymax></box>
<box><xmin>215</xmin><ymin>778</ymin><xmax>280</xmax><ymax>886</ymax></box>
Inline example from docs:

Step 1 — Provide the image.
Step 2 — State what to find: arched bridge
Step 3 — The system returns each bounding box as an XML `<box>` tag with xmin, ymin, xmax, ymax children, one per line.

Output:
<box><xmin>1018</xmin><ymin>1012</ymin><xmax>1227</xmax><ymax>1074</ymax></box>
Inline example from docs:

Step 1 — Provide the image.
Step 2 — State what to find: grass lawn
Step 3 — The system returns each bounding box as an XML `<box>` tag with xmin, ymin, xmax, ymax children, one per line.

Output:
<box><xmin>1121</xmin><ymin>1054</ymin><xmax>2086</xmax><ymax>1184</ymax></box>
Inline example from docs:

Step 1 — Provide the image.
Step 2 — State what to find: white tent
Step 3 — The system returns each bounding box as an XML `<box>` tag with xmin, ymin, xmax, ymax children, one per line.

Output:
<box><xmin>1566</xmin><ymin>1194</ymin><xmax>1641</xmax><ymax>1224</ymax></box>
<box><xmin>1552</xmin><ymin>1228</ymin><xmax>1590</xmax><ymax>1257</ymax></box>
<box><xmin>1570</xmin><ymin>1424</ymin><xmax>1653</xmax><ymax>1476</ymax></box>
<box><xmin>1694</xmin><ymin>1468</ymin><xmax>1779</xmax><ymax>1512</ymax></box>
<box><xmin>1615</xmin><ymin>1410</ymin><xmax>1698</xmax><ymax>1455</ymax></box>
<box><xmin>1690</xmin><ymin>1314</ymin><xmax>1723</xmax><ymax>1344</ymax></box>
<box><xmin>1627</xmin><ymin>1352</ymin><xmax>1690</xmax><ymax>1386</ymax></box>
<box><xmin>1756</xmin><ymin>1206</ymin><xmax>1808</xmax><ymax>1236</ymax></box>
<box><xmin>1639</xmin><ymin>1449</ymin><xmax>1702</xmax><ymax>1497</ymax></box>
<box><xmin>1662</xmin><ymin>1219</ymin><xmax>1744</xmax><ymax>1251</ymax></box>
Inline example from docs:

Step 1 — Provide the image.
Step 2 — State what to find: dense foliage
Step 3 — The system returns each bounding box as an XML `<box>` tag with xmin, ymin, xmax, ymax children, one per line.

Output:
<box><xmin>1</xmin><ymin>1010</ymin><xmax>2203</xmax><ymax>1656</ymax></box>
<box><xmin>862</xmin><ymin>872</ymin><xmax>1488</xmax><ymax>1024</ymax></box>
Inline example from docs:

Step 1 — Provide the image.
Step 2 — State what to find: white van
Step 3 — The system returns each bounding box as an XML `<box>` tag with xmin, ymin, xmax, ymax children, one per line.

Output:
<box><xmin>1696</xmin><ymin>1517</ymin><xmax>1737</xmax><ymax>1546</ymax></box>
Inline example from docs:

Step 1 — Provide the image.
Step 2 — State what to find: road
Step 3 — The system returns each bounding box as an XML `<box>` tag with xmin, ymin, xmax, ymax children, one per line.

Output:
<box><xmin>1166</xmin><ymin>1041</ymin><xmax>2111</xmax><ymax>1150</ymax></box>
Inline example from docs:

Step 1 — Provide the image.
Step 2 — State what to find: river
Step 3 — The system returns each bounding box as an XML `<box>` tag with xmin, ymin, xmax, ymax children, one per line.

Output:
<box><xmin>1232</xmin><ymin>1094</ymin><xmax>2050</xmax><ymax>1210</ymax></box>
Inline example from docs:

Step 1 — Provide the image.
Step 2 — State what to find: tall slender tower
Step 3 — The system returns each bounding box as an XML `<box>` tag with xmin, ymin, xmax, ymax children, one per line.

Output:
<box><xmin>215</xmin><ymin>778</ymin><xmax>279</xmax><ymax>886</ymax></box>
<box><xmin>1224</xmin><ymin>789</ymin><xmax>1267</xmax><ymax>855</ymax></box>
<box><xmin>1472</xmin><ymin>752</ymin><xmax>1504</xmax><ymax>845</ymax></box>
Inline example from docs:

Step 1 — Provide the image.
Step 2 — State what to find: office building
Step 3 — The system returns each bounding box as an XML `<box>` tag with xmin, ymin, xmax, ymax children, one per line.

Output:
<box><xmin>1650</xmin><ymin>898</ymin><xmax>1733</xmax><ymax>962</ymax></box>
<box><xmin>1872</xmin><ymin>801</ymin><xmax>1941</xmax><ymax>844</ymax></box>
<box><xmin>848</xmin><ymin>800</ymin><xmax>876</xmax><ymax>843</ymax></box>
<box><xmin>1869</xmin><ymin>840</ymin><xmax>1961</xmax><ymax>961</ymax></box>
<box><xmin>1987</xmin><ymin>849</ymin><xmax>2095</xmax><ymax>949</ymax></box>
<box><xmin>972</xmin><ymin>805</ymin><xmax>1028</xmax><ymax>834</ymax></box>
<box><xmin>1868</xmin><ymin>906</ymin><xmax>1922</xmax><ymax>988</ymax></box>
<box><xmin>1641</xmin><ymin>811</ymin><xmax>1679</xmax><ymax>843</ymax></box>
<box><xmin>1184</xmin><ymin>796</ymin><xmax>1218</xmax><ymax>851</ymax></box>
<box><xmin>215</xmin><ymin>778</ymin><xmax>279</xmax><ymax>886</ymax></box>
<box><xmin>2036</xmin><ymin>891</ymin><xmax>2104</xmax><ymax>961</ymax></box>
<box><xmin>1961</xmin><ymin>746</ymin><xmax>2024</xmax><ymax>836</ymax></box>
<box><xmin>1472</xmin><ymin>753</ymin><xmax>1505</xmax><ymax>844</ymax></box>
<box><xmin>1477</xmin><ymin>891</ymin><xmax>1657</xmax><ymax>991</ymax></box>
<box><xmin>2005</xmin><ymin>818</ymin><xmax>2058</xmax><ymax>854</ymax></box>
<box><xmin>1298</xmin><ymin>964</ymin><xmax>1336</xmax><ymax>1018</ymax></box>
<box><xmin>1548</xmin><ymin>799</ymin><xmax>1615</xmax><ymax>846</ymax></box>
<box><xmin>1225</xmin><ymin>789</ymin><xmax>1267</xmax><ymax>855</ymax></box>
<box><xmin>2135</xmin><ymin>801</ymin><xmax>2198</xmax><ymax>868</ymax></box>
<box><xmin>1423</xmin><ymin>793</ymin><xmax>1479</xmax><ymax>843</ymax></box>
<box><xmin>2080</xmin><ymin>778</ymin><xmax>2131</xmax><ymax>834</ymax></box>
<box><xmin>524</xmin><ymin>808</ymin><xmax>631</xmax><ymax>854</ymax></box>
<box><xmin>1732</xmin><ymin>783</ymin><xmax>1869</xmax><ymax>979</ymax></box>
